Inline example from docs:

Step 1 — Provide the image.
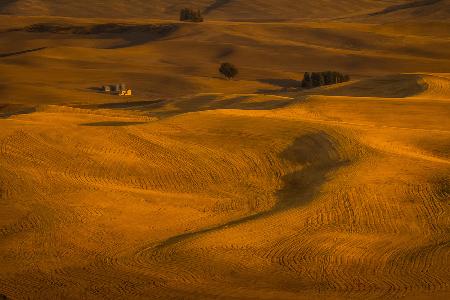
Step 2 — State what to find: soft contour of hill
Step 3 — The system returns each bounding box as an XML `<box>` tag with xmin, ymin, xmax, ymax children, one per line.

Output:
<box><xmin>1</xmin><ymin>15</ymin><xmax>450</xmax><ymax>104</ymax></box>
<box><xmin>0</xmin><ymin>0</ymin><xmax>424</xmax><ymax>20</ymax></box>
<box><xmin>0</xmin><ymin>73</ymin><xmax>449</xmax><ymax>299</ymax></box>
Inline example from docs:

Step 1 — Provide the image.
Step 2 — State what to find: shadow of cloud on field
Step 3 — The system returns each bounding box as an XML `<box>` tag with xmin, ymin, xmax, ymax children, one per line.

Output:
<box><xmin>152</xmin><ymin>131</ymin><xmax>348</xmax><ymax>249</ymax></box>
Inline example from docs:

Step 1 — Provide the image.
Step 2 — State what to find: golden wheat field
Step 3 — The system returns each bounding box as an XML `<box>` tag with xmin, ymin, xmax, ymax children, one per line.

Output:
<box><xmin>0</xmin><ymin>1</ymin><xmax>450</xmax><ymax>299</ymax></box>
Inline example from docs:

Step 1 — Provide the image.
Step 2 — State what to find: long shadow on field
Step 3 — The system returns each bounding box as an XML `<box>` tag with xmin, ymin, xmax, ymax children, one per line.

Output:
<box><xmin>164</xmin><ymin>94</ymin><xmax>293</xmax><ymax>116</ymax></box>
<box><xmin>96</xmin><ymin>100</ymin><xmax>165</xmax><ymax>109</ymax></box>
<box><xmin>0</xmin><ymin>47</ymin><xmax>47</xmax><ymax>58</ymax></box>
<box><xmin>259</xmin><ymin>78</ymin><xmax>302</xmax><ymax>89</ymax></box>
<box><xmin>13</xmin><ymin>23</ymin><xmax>179</xmax><ymax>49</ymax></box>
<box><xmin>84</xmin><ymin>95</ymin><xmax>294</xmax><ymax>119</ymax></box>
<box><xmin>154</xmin><ymin>131</ymin><xmax>349</xmax><ymax>249</ymax></box>
<box><xmin>0</xmin><ymin>105</ymin><xmax>36</xmax><ymax>119</ymax></box>
<box><xmin>256</xmin><ymin>78</ymin><xmax>302</xmax><ymax>94</ymax></box>
<box><xmin>172</xmin><ymin>95</ymin><xmax>282</xmax><ymax>113</ymax></box>
<box><xmin>76</xmin><ymin>99</ymin><xmax>166</xmax><ymax>110</ymax></box>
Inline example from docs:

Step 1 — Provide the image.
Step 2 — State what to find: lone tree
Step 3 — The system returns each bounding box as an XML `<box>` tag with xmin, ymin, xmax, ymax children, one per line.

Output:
<box><xmin>180</xmin><ymin>8</ymin><xmax>204</xmax><ymax>22</ymax></box>
<box><xmin>219</xmin><ymin>63</ymin><xmax>238</xmax><ymax>80</ymax></box>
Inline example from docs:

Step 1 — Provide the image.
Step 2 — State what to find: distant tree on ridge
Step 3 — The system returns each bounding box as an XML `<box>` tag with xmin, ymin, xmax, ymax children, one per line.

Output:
<box><xmin>180</xmin><ymin>8</ymin><xmax>204</xmax><ymax>22</ymax></box>
<box><xmin>219</xmin><ymin>63</ymin><xmax>238</xmax><ymax>80</ymax></box>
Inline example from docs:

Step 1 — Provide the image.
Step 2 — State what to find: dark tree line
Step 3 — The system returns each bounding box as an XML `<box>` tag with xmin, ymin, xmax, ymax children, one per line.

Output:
<box><xmin>180</xmin><ymin>8</ymin><xmax>204</xmax><ymax>22</ymax></box>
<box><xmin>302</xmin><ymin>71</ymin><xmax>350</xmax><ymax>89</ymax></box>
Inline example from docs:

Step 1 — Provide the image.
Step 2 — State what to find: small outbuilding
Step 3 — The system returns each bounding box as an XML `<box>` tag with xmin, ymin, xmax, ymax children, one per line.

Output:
<box><xmin>101</xmin><ymin>83</ymin><xmax>132</xmax><ymax>96</ymax></box>
<box><xmin>120</xmin><ymin>89</ymin><xmax>132</xmax><ymax>96</ymax></box>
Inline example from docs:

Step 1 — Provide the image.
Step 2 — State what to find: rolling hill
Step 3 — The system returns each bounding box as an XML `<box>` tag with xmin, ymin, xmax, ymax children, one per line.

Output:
<box><xmin>0</xmin><ymin>0</ymin><xmax>415</xmax><ymax>20</ymax></box>
<box><xmin>0</xmin><ymin>0</ymin><xmax>449</xmax><ymax>299</ymax></box>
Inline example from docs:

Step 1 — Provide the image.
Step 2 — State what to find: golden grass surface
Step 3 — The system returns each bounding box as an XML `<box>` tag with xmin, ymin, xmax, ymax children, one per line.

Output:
<box><xmin>0</xmin><ymin>8</ymin><xmax>449</xmax><ymax>300</ymax></box>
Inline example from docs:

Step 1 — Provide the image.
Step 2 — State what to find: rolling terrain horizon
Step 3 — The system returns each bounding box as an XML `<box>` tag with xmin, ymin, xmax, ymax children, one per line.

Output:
<box><xmin>0</xmin><ymin>1</ymin><xmax>449</xmax><ymax>299</ymax></box>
